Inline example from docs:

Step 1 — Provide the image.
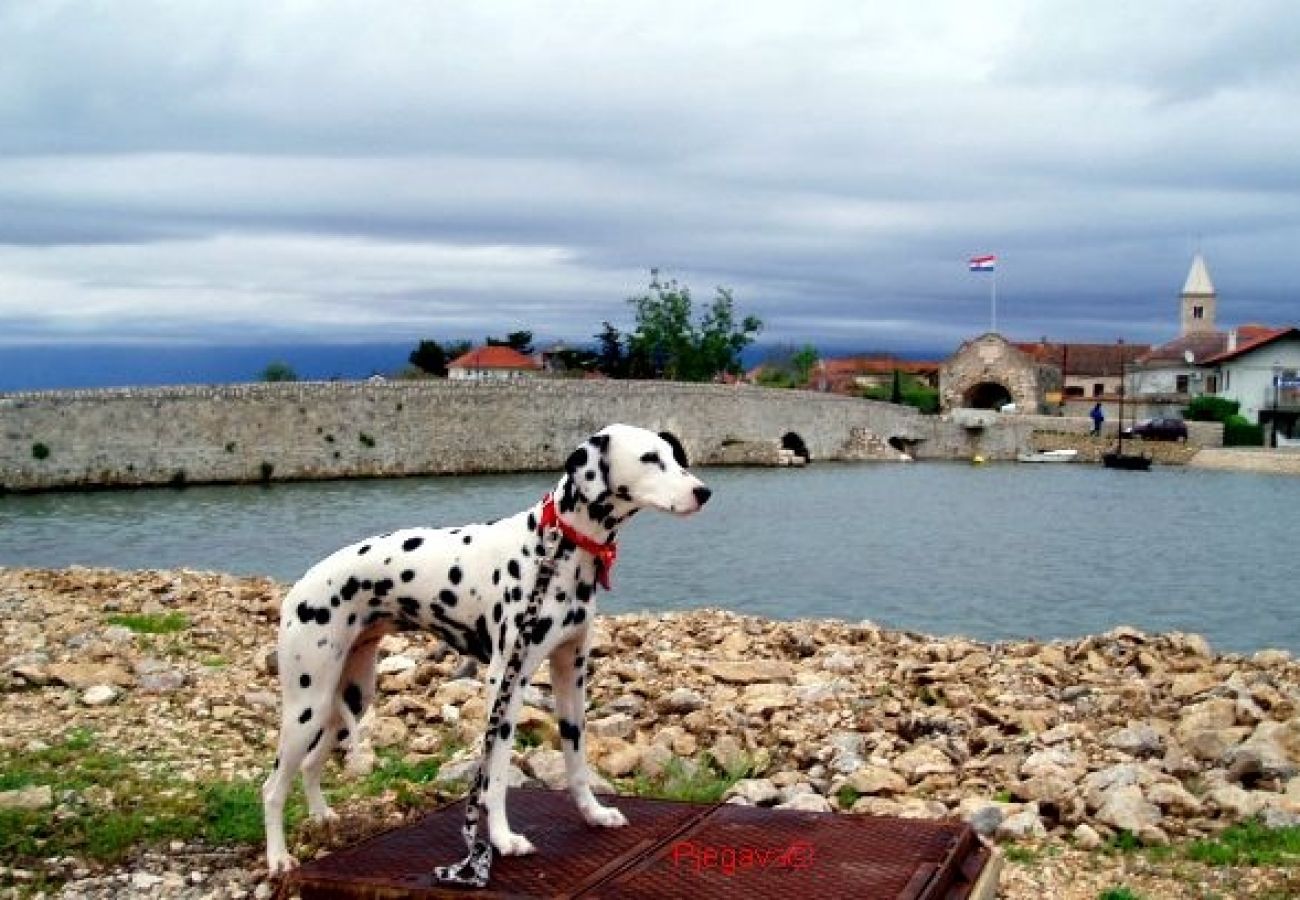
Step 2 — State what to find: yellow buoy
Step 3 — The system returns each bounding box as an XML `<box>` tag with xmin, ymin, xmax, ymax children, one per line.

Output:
<box><xmin>971</xmin><ymin>455</ymin><xmax>986</xmax><ymax>465</ymax></box>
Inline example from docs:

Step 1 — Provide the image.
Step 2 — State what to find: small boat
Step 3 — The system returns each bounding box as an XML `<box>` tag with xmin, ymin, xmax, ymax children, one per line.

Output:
<box><xmin>1101</xmin><ymin>341</ymin><xmax>1152</xmax><ymax>472</ymax></box>
<box><xmin>1017</xmin><ymin>449</ymin><xmax>1079</xmax><ymax>463</ymax></box>
<box><xmin>1102</xmin><ymin>450</ymin><xmax>1151</xmax><ymax>471</ymax></box>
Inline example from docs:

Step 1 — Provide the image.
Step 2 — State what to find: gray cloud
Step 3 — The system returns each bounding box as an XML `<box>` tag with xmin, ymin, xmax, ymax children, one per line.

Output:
<box><xmin>0</xmin><ymin>0</ymin><xmax>1297</xmax><ymax>353</ymax></box>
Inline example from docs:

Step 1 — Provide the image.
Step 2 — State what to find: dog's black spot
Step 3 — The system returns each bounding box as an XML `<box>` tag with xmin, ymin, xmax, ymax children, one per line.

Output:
<box><xmin>338</xmin><ymin>728</ymin><xmax>350</xmax><ymax>743</ymax></box>
<box><xmin>299</xmin><ymin>707</ymin><xmax>313</xmax><ymax>724</ymax></box>
<box><xmin>492</xmin><ymin>602</ymin><xmax>503</xmax><ymax>623</ymax></box>
<box><xmin>296</xmin><ymin>602</ymin><xmax>314</xmax><ymax>624</ymax></box>
<box><xmin>300</xmin><ymin>673</ymin><xmax>311</xmax><ymax>688</ymax></box>
<box><xmin>511</xmin><ymin>586</ymin><xmax>522</xmax><ymax>603</ymax></box>
<box><xmin>358</xmin><ymin>545</ymin><xmax>371</xmax><ymax>555</ymax></box>
<box><xmin>565</xmin><ymin>446</ymin><xmax>588</xmax><ymax>475</ymax></box>
<box><xmin>660</xmin><ymin>431</ymin><xmax>689</xmax><ymax>467</ymax></box>
<box><xmin>307</xmin><ymin>729</ymin><xmax>324</xmax><ymax>753</ymax></box>
<box><xmin>448</xmin><ymin>566</ymin><xmax>462</xmax><ymax>585</ymax></box>
<box><xmin>563</xmin><ymin>607</ymin><xmax>587</xmax><ymax>627</ymax></box>
<box><xmin>368</xmin><ymin>596</ymin><xmax>382</xmax><ymax>607</ymax></box>
<box><xmin>589</xmin><ymin>500</ymin><xmax>612</xmax><ymax>522</ymax></box>
<box><xmin>577</xmin><ymin>582</ymin><xmax>592</xmax><ymax>603</ymax></box>
<box><xmin>507</xmin><ymin>560</ymin><xmax>521</xmax><ymax>580</ymax></box>
<box><xmin>330</xmin><ymin>595</ymin><xmax>340</xmax><ymax>607</ymax></box>
<box><xmin>535</xmin><ymin>542</ymin><xmax>546</xmax><ymax>555</ymax></box>
<box><xmin>365</xmin><ymin>611</ymin><xmax>392</xmax><ymax>625</ymax></box>
<box><xmin>361</xmin><ymin>579</ymin><xmax>373</xmax><ymax>591</ymax></box>
<box><xmin>374</xmin><ymin>578</ymin><xmax>394</xmax><ymax>598</ymax></box>
<box><xmin>498</xmin><ymin>721</ymin><xmax>512</xmax><ymax>740</ymax></box>
<box><xmin>463</xmin><ymin>535</ymin><xmax>473</xmax><ymax>545</ymax></box>
<box><xmin>399</xmin><ymin>596</ymin><xmax>421</xmax><ymax>617</ymax></box>
<box><xmin>439</xmin><ymin>589</ymin><xmax>458</xmax><ymax>606</ymax></box>
<box><xmin>314</xmin><ymin>607</ymin><xmax>331</xmax><ymax>625</ymax></box>
<box><xmin>347</xmin><ymin>612</ymin><xmax>357</xmax><ymax>625</ymax></box>
<box><xmin>603</xmin><ymin>517</ymin><xmax>618</xmax><ymax>531</ymax></box>
<box><xmin>492</xmin><ymin>569</ymin><xmax>501</xmax><ymax>585</ymax></box>
<box><xmin>529</xmin><ymin>616</ymin><xmax>554</xmax><ymax>645</ymax></box>
<box><xmin>520</xmin><ymin>545</ymin><xmax>531</xmax><ymax>558</ymax></box>
<box><xmin>471</xmin><ymin>615</ymin><xmax>493</xmax><ymax>664</ymax></box>
<box><xmin>400</xmin><ymin>569</ymin><xmax>415</xmax><ymax>583</ymax></box>
<box><xmin>340</xmin><ymin>577</ymin><xmax>361</xmax><ymax>602</ymax></box>
<box><xmin>559</xmin><ymin>718</ymin><xmax>582</xmax><ymax>751</ymax></box>
<box><xmin>527</xmin><ymin>512</ymin><xmax>538</xmax><ymax>531</ymax></box>
<box><xmin>343</xmin><ymin>683</ymin><xmax>363</xmax><ymax>717</ymax></box>
<box><xmin>403</xmin><ymin>536</ymin><xmax>423</xmax><ymax>552</ymax></box>
<box><xmin>585</xmin><ymin>470</ymin><xmax>596</xmax><ymax>481</ymax></box>
<box><xmin>615</xmin><ymin>485</ymin><xmax>633</xmax><ymax>501</ymax></box>
<box><xmin>273</xmin><ymin>756</ymin><xmax>280</xmax><ymax>770</ymax></box>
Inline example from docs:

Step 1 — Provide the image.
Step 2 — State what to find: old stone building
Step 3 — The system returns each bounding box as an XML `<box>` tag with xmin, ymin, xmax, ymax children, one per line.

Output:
<box><xmin>938</xmin><ymin>333</ymin><xmax>1062</xmax><ymax>413</ymax></box>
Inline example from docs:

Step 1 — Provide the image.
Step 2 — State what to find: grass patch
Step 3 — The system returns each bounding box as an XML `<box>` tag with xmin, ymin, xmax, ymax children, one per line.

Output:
<box><xmin>1003</xmin><ymin>845</ymin><xmax>1043</xmax><ymax>864</ymax></box>
<box><xmin>515</xmin><ymin>727</ymin><xmax>544</xmax><ymax>750</ymax></box>
<box><xmin>105</xmin><ymin>612</ymin><xmax>190</xmax><ymax>634</ymax></box>
<box><xmin>1186</xmin><ymin>820</ymin><xmax>1300</xmax><ymax>867</ymax></box>
<box><xmin>1098</xmin><ymin>889</ymin><xmax>1144</xmax><ymax>900</ymax></box>
<box><xmin>836</xmin><ymin>784</ymin><xmax>860</xmax><ymax>809</ymax></box>
<box><xmin>630</xmin><ymin>756</ymin><xmax>748</xmax><ymax>804</ymax></box>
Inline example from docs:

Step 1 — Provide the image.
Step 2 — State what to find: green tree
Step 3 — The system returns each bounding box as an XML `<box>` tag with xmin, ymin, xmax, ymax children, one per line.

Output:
<box><xmin>260</xmin><ymin>361</ymin><xmax>298</xmax><ymax>383</ymax></box>
<box><xmin>409</xmin><ymin>339</ymin><xmax>472</xmax><ymax>377</ymax></box>
<box><xmin>792</xmin><ymin>345</ymin><xmax>820</xmax><ymax>386</ymax></box>
<box><xmin>755</xmin><ymin>344</ymin><xmax>820</xmax><ymax>388</ymax></box>
<box><xmin>594</xmin><ymin>321</ymin><xmax>628</xmax><ymax>378</ymax></box>
<box><xmin>626</xmin><ymin>271</ymin><xmax>762</xmax><ymax>381</ymax></box>
<box><xmin>486</xmin><ymin>330</ymin><xmax>534</xmax><ymax>354</ymax></box>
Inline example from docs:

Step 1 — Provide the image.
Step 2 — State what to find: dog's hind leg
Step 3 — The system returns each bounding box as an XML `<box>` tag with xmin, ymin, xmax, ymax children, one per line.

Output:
<box><xmin>550</xmin><ymin>630</ymin><xmax>626</xmax><ymax>829</ymax></box>
<box><xmin>262</xmin><ymin>646</ymin><xmax>338</xmax><ymax>875</ymax></box>
<box><xmin>334</xmin><ymin>639</ymin><xmax>381</xmax><ymax>777</ymax></box>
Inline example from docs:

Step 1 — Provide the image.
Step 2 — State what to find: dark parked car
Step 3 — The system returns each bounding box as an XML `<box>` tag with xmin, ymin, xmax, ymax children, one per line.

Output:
<box><xmin>1123</xmin><ymin>417</ymin><xmax>1189</xmax><ymax>441</ymax></box>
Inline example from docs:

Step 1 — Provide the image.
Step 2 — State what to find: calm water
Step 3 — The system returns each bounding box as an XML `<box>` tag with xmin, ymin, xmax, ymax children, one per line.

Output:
<box><xmin>2</xmin><ymin>464</ymin><xmax>1297</xmax><ymax>655</ymax></box>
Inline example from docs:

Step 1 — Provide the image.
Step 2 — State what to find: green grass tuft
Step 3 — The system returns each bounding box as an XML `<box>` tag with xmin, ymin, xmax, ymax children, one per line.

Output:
<box><xmin>630</xmin><ymin>756</ymin><xmax>748</xmax><ymax>804</ymax></box>
<box><xmin>1098</xmin><ymin>888</ymin><xmax>1144</xmax><ymax>900</ymax></box>
<box><xmin>1186</xmin><ymin>820</ymin><xmax>1300</xmax><ymax>867</ymax></box>
<box><xmin>105</xmin><ymin>612</ymin><xmax>190</xmax><ymax>634</ymax></box>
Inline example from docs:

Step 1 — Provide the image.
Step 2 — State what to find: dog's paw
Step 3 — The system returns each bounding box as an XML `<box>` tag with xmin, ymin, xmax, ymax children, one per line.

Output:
<box><xmin>267</xmin><ymin>852</ymin><xmax>300</xmax><ymax>877</ymax></box>
<box><xmin>491</xmin><ymin>831</ymin><xmax>537</xmax><ymax>856</ymax></box>
<box><xmin>310</xmin><ymin>807</ymin><xmax>341</xmax><ymax>825</ymax></box>
<box><xmin>581</xmin><ymin>803</ymin><xmax>628</xmax><ymax>829</ymax></box>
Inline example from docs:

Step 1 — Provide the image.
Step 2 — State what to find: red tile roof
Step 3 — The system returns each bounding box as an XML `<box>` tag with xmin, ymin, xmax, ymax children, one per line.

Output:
<box><xmin>447</xmin><ymin>345</ymin><xmax>541</xmax><ymax>370</ymax></box>
<box><xmin>1011</xmin><ymin>341</ymin><xmax>1147</xmax><ymax>376</ymax></box>
<box><xmin>1200</xmin><ymin>327</ymin><xmax>1299</xmax><ymax>364</ymax></box>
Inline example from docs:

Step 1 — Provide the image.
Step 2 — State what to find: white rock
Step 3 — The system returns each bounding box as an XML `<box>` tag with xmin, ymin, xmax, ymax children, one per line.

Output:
<box><xmin>81</xmin><ymin>684</ymin><xmax>119</xmax><ymax>706</ymax></box>
<box><xmin>376</xmin><ymin>654</ymin><xmax>416</xmax><ymax>675</ymax></box>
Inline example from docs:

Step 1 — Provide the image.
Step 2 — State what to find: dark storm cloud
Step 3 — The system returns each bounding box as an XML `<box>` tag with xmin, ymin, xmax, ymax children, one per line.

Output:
<box><xmin>0</xmin><ymin>1</ymin><xmax>1297</xmax><ymax>352</ymax></box>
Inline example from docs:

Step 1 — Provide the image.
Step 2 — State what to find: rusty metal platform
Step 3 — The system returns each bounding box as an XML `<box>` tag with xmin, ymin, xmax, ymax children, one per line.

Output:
<box><xmin>291</xmin><ymin>789</ymin><xmax>1001</xmax><ymax>899</ymax></box>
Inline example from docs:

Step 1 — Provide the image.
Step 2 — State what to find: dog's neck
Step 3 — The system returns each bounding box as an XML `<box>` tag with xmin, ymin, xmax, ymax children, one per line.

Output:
<box><xmin>548</xmin><ymin>475</ymin><xmax>635</xmax><ymax>547</ymax></box>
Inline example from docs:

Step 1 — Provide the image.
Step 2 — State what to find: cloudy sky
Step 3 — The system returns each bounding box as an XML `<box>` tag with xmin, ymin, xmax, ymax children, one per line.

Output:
<box><xmin>1</xmin><ymin>0</ymin><xmax>1298</xmax><ymax>357</ymax></box>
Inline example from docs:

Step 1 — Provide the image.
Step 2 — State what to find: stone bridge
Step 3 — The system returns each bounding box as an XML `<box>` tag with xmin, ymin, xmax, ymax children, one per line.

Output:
<box><xmin>0</xmin><ymin>380</ymin><xmax>1037</xmax><ymax>491</ymax></box>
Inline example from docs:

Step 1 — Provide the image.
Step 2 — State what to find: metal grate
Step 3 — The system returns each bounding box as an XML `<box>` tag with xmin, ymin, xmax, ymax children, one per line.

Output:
<box><xmin>291</xmin><ymin>789</ymin><xmax>998</xmax><ymax>899</ymax></box>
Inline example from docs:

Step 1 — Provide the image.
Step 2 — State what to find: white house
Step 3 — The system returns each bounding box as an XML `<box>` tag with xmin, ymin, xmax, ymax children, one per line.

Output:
<box><xmin>446</xmin><ymin>345</ymin><xmax>542</xmax><ymax>381</ymax></box>
<box><xmin>1202</xmin><ymin>327</ymin><xmax>1300</xmax><ymax>443</ymax></box>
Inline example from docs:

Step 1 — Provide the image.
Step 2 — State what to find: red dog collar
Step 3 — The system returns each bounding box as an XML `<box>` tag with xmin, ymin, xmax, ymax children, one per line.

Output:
<box><xmin>539</xmin><ymin>493</ymin><xmax>617</xmax><ymax>591</ymax></box>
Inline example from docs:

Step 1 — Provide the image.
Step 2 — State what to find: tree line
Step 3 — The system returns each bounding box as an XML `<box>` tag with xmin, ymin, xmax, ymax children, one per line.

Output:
<box><xmin>406</xmin><ymin>271</ymin><xmax>763</xmax><ymax>382</ymax></box>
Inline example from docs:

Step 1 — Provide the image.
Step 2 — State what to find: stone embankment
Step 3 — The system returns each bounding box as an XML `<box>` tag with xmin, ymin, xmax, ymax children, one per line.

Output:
<box><xmin>4</xmin><ymin>568</ymin><xmax>1300</xmax><ymax>898</ymax></box>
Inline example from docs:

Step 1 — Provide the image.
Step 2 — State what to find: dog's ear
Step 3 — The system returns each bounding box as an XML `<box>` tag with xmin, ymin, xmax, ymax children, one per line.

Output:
<box><xmin>565</xmin><ymin>433</ymin><xmax>611</xmax><ymax>502</ymax></box>
<box><xmin>659</xmin><ymin>431</ymin><xmax>689</xmax><ymax>468</ymax></box>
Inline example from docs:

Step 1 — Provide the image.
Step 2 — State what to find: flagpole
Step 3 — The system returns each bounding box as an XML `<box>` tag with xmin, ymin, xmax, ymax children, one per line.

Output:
<box><xmin>991</xmin><ymin>269</ymin><xmax>998</xmax><ymax>333</ymax></box>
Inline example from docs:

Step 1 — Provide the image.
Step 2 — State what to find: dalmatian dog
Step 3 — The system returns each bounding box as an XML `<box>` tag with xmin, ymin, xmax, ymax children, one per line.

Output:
<box><xmin>262</xmin><ymin>424</ymin><xmax>711</xmax><ymax>880</ymax></box>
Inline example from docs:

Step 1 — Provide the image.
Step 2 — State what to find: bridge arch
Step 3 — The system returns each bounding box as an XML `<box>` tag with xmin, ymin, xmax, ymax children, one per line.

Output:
<box><xmin>781</xmin><ymin>431</ymin><xmax>811</xmax><ymax>462</ymax></box>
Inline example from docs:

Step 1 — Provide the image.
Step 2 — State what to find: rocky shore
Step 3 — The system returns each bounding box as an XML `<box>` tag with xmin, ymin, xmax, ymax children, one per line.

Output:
<box><xmin>4</xmin><ymin>567</ymin><xmax>1300</xmax><ymax>899</ymax></box>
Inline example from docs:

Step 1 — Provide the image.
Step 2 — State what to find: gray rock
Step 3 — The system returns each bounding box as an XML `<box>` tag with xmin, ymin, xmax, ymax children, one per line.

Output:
<box><xmin>776</xmin><ymin>793</ymin><xmax>832</xmax><ymax>813</ymax></box>
<box><xmin>587</xmin><ymin>712</ymin><xmax>634</xmax><ymax>740</ymax></box>
<box><xmin>1107</xmin><ymin>722</ymin><xmax>1165</xmax><ymax>758</ymax></box>
<box><xmin>0</xmin><ymin>784</ymin><xmax>53</xmax><ymax>810</ymax></box>
<box><xmin>963</xmin><ymin>803</ymin><xmax>1005</xmax><ymax>837</ymax></box>
<box><xmin>657</xmin><ymin>687</ymin><xmax>706</xmax><ymax>714</ymax></box>
<box><xmin>723</xmin><ymin>778</ymin><xmax>781</xmax><ymax>806</ymax></box>
<box><xmin>1095</xmin><ymin>784</ymin><xmax>1162</xmax><ymax>835</ymax></box>
<box><xmin>997</xmin><ymin>806</ymin><xmax>1048</xmax><ymax>840</ymax></box>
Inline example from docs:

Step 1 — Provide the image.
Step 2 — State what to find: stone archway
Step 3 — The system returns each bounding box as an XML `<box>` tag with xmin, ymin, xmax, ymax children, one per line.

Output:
<box><xmin>964</xmin><ymin>381</ymin><xmax>1014</xmax><ymax>410</ymax></box>
<box><xmin>780</xmin><ymin>431</ymin><xmax>810</xmax><ymax>462</ymax></box>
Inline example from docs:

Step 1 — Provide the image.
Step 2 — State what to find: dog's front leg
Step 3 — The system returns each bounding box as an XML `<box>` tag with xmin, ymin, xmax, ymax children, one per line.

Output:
<box><xmin>549</xmin><ymin>630</ymin><xmax>627</xmax><ymax>829</ymax></box>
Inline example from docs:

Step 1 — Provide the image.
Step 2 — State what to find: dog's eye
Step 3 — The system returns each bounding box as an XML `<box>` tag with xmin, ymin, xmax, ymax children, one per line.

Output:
<box><xmin>640</xmin><ymin>451</ymin><xmax>663</xmax><ymax>468</ymax></box>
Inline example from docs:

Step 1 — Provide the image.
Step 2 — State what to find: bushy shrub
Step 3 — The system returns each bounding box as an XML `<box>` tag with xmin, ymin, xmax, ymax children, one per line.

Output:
<box><xmin>1223</xmin><ymin>415</ymin><xmax>1264</xmax><ymax>447</ymax></box>
<box><xmin>1185</xmin><ymin>395</ymin><xmax>1239</xmax><ymax>422</ymax></box>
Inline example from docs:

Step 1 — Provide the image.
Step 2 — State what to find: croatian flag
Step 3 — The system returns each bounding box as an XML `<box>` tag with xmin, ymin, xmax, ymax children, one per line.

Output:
<box><xmin>969</xmin><ymin>254</ymin><xmax>996</xmax><ymax>272</ymax></box>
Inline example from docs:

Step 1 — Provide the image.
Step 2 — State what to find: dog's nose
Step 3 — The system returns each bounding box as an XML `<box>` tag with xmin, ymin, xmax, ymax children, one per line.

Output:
<box><xmin>693</xmin><ymin>486</ymin><xmax>712</xmax><ymax>507</ymax></box>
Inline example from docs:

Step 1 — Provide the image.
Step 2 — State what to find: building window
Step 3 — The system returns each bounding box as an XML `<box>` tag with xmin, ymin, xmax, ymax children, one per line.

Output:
<box><xmin>1192</xmin><ymin>305</ymin><xmax>1204</xmax><ymax>320</ymax></box>
<box><xmin>1176</xmin><ymin>375</ymin><xmax>1190</xmax><ymax>393</ymax></box>
<box><xmin>1206</xmin><ymin>375</ymin><xmax>1218</xmax><ymax>393</ymax></box>
<box><xmin>1224</xmin><ymin>370</ymin><xmax>1230</xmax><ymax>391</ymax></box>
<box><xmin>1065</xmin><ymin>386</ymin><xmax>1084</xmax><ymax>398</ymax></box>
<box><xmin>1093</xmin><ymin>383</ymin><xmax>1104</xmax><ymax>397</ymax></box>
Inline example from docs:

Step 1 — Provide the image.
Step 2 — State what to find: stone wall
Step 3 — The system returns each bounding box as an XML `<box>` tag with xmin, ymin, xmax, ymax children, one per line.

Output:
<box><xmin>5</xmin><ymin>381</ymin><xmax>1223</xmax><ymax>492</ymax></box>
<box><xmin>940</xmin><ymin>334</ymin><xmax>1062</xmax><ymax>414</ymax></box>
<box><xmin>1</xmin><ymin>380</ymin><xmax>955</xmax><ymax>491</ymax></box>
